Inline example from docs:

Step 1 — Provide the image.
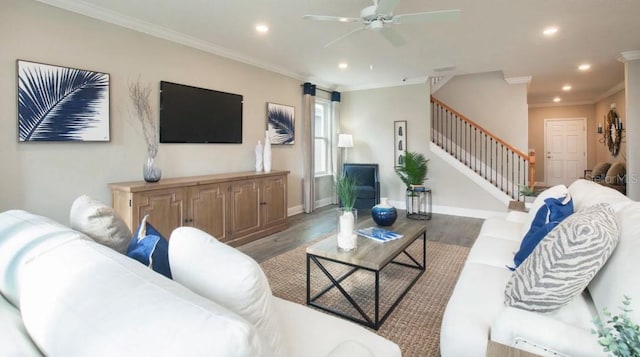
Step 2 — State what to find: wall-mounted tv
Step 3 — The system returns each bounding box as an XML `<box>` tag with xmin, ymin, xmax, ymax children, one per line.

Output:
<box><xmin>160</xmin><ymin>81</ymin><xmax>243</xmax><ymax>143</ymax></box>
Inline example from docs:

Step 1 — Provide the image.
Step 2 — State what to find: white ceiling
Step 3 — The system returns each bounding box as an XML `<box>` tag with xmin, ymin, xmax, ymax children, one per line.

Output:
<box><xmin>38</xmin><ymin>0</ymin><xmax>640</xmax><ymax>106</ymax></box>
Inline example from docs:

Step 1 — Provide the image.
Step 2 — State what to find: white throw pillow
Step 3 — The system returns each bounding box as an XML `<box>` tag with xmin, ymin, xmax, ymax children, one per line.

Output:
<box><xmin>169</xmin><ymin>227</ymin><xmax>284</xmax><ymax>357</ymax></box>
<box><xmin>69</xmin><ymin>195</ymin><xmax>132</xmax><ymax>254</ymax></box>
<box><xmin>521</xmin><ymin>184</ymin><xmax>568</xmax><ymax>239</ymax></box>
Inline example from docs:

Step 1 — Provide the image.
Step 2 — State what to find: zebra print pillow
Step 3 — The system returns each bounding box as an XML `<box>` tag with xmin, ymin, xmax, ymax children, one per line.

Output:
<box><xmin>505</xmin><ymin>203</ymin><xmax>619</xmax><ymax>312</ymax></box>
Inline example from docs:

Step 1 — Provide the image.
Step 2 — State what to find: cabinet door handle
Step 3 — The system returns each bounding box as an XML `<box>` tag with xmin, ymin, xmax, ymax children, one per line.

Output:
<box><xmin>260</xmin><ymin>202</ymin><xmax>267</xmax><ymax>205</ymax></box>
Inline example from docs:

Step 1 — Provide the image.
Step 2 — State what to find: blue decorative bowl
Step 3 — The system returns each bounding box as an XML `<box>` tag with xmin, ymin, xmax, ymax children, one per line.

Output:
<box><xmin>371</xmin><ymin>198</ymin><xmax>398</xmax><ymax>226</ymax></box>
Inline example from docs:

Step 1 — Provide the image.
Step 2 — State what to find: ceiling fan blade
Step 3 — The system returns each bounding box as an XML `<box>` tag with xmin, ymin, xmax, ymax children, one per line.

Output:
<box><xmin>392</xmin><ymin>9</ymin><xmax>461</xmax><ymax>24</ymax></box>
<box><xmin>375</xmin><ymin>0</ymin><xmax>400</xmax><ymax>15</ymax></box>
<box><xmin>380</xmin><ymin>27</ymin><xmax>406</xmax><ymax>47</ymax></box>
<box><xmin>324</xmin><ymin>27</ymin><xmax>366</xmax><ymax>48</ymax></box>
<box><xmin>302</xmin><ymin>15</ymin><xmax>360</xmax><ymax>23</ymax></box>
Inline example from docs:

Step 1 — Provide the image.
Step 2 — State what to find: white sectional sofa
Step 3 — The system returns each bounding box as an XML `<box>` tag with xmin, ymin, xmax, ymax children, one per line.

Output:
<box><xmin>441</xmin><ymin>179</ymin><xmax>640</xmax><ymax>356</ymax></box>
<box><xmin>0</xmin><ymin>209</ymin><xmax>401</xmax><ymax>357</ymax></box>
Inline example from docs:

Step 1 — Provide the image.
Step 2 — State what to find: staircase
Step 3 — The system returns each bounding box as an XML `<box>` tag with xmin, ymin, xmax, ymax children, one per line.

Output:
<box><xmin>430</xmin><ymin>96</ymin><xmax>535</xmax><ymax>201</ymax></box>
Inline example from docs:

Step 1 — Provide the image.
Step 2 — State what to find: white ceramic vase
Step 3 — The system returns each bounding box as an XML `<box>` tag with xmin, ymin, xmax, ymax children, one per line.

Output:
<box><xmin>255</xmin><ymin>140</ymin><xmax>264</xmax><ymax>172</ymax></box>
<box><xmin>336</xmin><ymin>208</ymin><xmax>357</xmax><ymax>251</ymax></box>
<box><xmin>264</xmin><ymin>131</ymin><xmax>272</xmax><ymax>173</ymax></box>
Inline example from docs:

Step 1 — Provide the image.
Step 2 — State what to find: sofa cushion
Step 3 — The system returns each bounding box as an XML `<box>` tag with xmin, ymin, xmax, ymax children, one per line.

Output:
<box><xmin>588</xmin><ymin>202</ymin><xmax>640</xmax><ymax>323</ymax></box>
<box><xmin>69</xmin><ymin>195</ymin><xmax>132</xmax><ymax>254</ymax></box>
<box><xmin>20</xmin><ymin>237</ymin><xmax>268</xmax><ymax>357</ymax></box>
<box><xmin>568</xmin><ymin>179</ymin><xmax>630</xmax><ymax>212</ymax></box>
<box><xmin>126</xmin><ymin>215</ymin><xmax>172</xmax><ymax>279</ymax></box>
<box><xmin>0</xmin><ymin>293</ymin><xmax>42</xmax><ymax>356</ymax></box>
<box><xmin>521</xmin><ymin>184</ymin><xmax>568</xmax><ymax>238</ymax></box>
<box><xmin>0</xmin><ymin>210</ymin><xmax>89</xmax><ymax>308</ymax></box>
<box><xmin>169</xmin><ymin>227</ymin><xmax>284</xmax><ymax>357</ymax></box>
<box><xmin>273</xmin><ymin>297</ymin><xmax>401</xmax><ymax>357</ymax></box>
<box><xmin>512</xmin><ymin>195</ymin><xmax>573</xmax><ymax>268</ymax></box>
<box><xmin>589</xmin><ymin>162</ymin><xmax>611</xmax><ymax>181</ymax></box>
<box><xmin>605</xmin><ymin>161</ymin><xmax>626</xmax><ymax>185</ymax></box>
<box><xmin>505</xmin><ymin>203</ymin><xmax>619</xmax><ymax>312</ymax></box>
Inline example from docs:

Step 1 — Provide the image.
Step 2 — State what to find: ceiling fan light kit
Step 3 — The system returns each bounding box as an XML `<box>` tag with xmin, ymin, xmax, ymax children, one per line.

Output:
<box><xmin>303</xmin><ymin>0</ymin><xmax>460</xmax><ymax>47</ymax></box>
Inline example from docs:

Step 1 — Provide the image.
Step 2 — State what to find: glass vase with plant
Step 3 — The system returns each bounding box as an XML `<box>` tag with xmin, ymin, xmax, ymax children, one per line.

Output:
<box><xmin>592</xmin><ymin>296</ymin><xmax>640</xmax><ymax>357</ymax></box>
<box><xmin>335</xmin><ymin>175</ymin><xmax>357</xmax><ymax>251</ymax></box>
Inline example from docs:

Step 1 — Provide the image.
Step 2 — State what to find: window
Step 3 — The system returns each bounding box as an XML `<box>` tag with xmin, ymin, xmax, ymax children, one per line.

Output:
<box><xmin>314</xmin><ymin>99</ymin><xmax>332</xmax><ymax>176</ymax></box>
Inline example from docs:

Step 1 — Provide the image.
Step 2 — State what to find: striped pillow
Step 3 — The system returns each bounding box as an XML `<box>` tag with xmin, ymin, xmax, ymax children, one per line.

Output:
<box><xmin>505</xmin><ymin>203</ymin><xmax>619</xmax><ymax>312</ymax></box>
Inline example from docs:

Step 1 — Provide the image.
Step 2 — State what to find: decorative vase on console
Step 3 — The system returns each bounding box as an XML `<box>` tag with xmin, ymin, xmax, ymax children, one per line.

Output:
<box><xmin>264</xmin><ymin>130</ymin><xmax>272</xmax><ymax>173</ymax></box>
<box><xmin>143</xmin><ymin>146</ymin><xmax>161</xmax><ymax>183</ymax></box>
<box><xmin>255</xmin><ymin>140</ymin><xmax>264</xmax><ymax>172</ymax></box>
<box><xmin>371</xmin><ymin>197</ymin><xmax>397</xmax><ymax>226</ymax></box>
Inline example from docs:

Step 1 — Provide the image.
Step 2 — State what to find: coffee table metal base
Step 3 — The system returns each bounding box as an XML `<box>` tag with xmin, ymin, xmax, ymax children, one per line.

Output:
<box><xmin>306</xmin><ymin>232</ymin><xmax>425</xmax><ymax>330</ymax></box>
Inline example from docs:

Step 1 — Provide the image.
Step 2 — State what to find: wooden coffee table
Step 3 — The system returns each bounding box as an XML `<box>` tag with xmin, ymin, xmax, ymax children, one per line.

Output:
<box><xmin>306</xmin><ymin>214</ymin><xmax>426</xmax><ymax>330</ymax></box>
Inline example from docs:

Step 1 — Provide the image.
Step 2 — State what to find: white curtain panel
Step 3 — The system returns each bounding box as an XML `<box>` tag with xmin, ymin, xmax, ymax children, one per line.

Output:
<box><xmin>331</xmin><ymin>92</ymin><xmax>341</xmax><ymax>205</ymax></box>
<box><xmin>302</xmin><ymin>83</ymin><xmax>316</xmax><ymax>213</ymax></box>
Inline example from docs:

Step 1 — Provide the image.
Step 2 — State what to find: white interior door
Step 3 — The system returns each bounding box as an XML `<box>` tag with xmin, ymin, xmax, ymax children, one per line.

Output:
<box><xmin>545</xmin><ymin>118</ymin><xmax>586</xmax><ymax>186</ymax></box>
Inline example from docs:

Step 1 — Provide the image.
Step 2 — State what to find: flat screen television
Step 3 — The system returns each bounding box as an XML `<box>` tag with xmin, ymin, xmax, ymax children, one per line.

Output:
<box><xmin>160</xmin><ymin>81</ymin><xmax>243</xmax><ymax>143</ymax></box>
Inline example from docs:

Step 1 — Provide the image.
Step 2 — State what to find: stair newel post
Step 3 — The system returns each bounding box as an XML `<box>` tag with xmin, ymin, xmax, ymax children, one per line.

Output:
<box><xmin>528</xmin><ymin>149</ymin><xmax>536</xmax><ymax>190</ymax></box>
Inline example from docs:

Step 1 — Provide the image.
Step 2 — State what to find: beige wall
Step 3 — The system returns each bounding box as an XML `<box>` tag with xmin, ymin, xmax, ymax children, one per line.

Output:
<box><xmin>527</xmin><ymin>104</ymin><xmax>596</xmax><ymax>183</ymax></box>
<box><xmin>0</xmin><ymin>0</ymin><xmax>305</xmax><ymax>223</ymax></box>
<box><xmin>341</xmin><ymin>84</ymin><xmax>505</xmax><ymax>213</ymax></box>
<box><xmin>433</xmin><ymin>71</ymin><xmax>529</xmax><ymax>152</ymax></box>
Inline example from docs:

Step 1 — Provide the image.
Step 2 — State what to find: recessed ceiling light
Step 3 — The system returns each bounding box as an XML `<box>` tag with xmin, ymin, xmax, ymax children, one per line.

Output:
<box><xmin>562</xmin><ymin>84</ymin><xmax>572</xmax><ymax>91</ymax></box>
<box><xmin>369</xmin><ymin>64</ymin><xmax>373</xmax><ymax>71</ymax></box>
<box><xmin>543</xmin><ymin>26</ymin><xmax>559</xmax><ymax>36</ymax></box>
<box><xmin>339</xmin><ymin>17</ymin><xmax>350</xmax><ymax>22</ymax></box>
<box><xmin>255</xmin><ymin>24</ymin><xmax>269</xmax><ymax>33</ymax></box>
<box><xmin>553</xmin><ymin>97</ymin><xmax>561</xmax><ymax>102</ymax></box>
<box><xmin>578</xmin><ymin>63</ymin><xmax>591</xmax><ymax>71</ymax></box>
<box><xmin>338</xmin><ymin>62</ymin><xmax>348</xmax><ymax>69</ymax></box>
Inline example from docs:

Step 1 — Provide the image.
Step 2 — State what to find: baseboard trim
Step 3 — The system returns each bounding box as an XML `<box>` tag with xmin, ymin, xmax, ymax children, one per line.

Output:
<box><xmin>388</xmin><ymin>199</ymin><xmax>505</xmax><ymax>219</ymax></box>
<box><xmin>287</xmin><ymin>205</ymin><xmax>304</xmax><ymax>217</ymax></box>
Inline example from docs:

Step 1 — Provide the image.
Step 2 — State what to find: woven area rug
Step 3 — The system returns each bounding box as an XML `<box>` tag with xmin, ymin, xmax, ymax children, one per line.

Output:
<box><xmin>260</xmin><ymin>239</ymin><xmax>470</xmax><ymax>357</ymax></box>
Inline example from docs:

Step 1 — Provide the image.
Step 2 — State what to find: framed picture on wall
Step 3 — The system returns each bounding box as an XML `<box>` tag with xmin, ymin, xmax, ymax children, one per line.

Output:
<box><xmin>267</xmin><ymin>102</ymin><xmax>295</xmax><ymax>145</ymax></box>
<box><xmin>394</xmin><ymin>120</ymin><xmax>407</xmax><ymax>167</ymax></box>
<box><xmin>17</xmin><ymin>60</ymin><xmax>110</xmax><ymax>142</ymax></box>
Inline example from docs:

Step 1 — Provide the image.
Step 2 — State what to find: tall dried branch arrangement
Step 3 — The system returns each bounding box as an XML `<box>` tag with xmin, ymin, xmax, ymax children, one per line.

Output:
<box><xmin>129</xmin><ymin>81</ymin><xmax>158</xmax><ymax>157</ymax></box>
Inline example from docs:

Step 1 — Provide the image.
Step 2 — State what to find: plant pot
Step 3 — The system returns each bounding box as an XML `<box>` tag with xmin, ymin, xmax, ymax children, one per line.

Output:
<box><xmin>336</xmin><ymin>208</ymin><xmax>357</xmax><ymax>251</ymax></box>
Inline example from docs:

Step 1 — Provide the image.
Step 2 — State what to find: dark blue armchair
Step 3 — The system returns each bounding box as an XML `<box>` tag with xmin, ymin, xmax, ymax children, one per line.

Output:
<box><xmin>342</xmin><ymin>163</ymin><xmax>380</xmax><ymax>209</ymax></box>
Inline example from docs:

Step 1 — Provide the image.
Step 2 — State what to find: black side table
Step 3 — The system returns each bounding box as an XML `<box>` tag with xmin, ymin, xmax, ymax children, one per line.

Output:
<box><xmin>406</xmin><ymin>187</ymin><xmax>432</xmax><ymax>220</ymax></box>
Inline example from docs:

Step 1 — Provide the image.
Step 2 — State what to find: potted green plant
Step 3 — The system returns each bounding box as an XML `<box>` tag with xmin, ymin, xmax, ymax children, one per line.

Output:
<box><xmin>395</xmin><ymin>151</ymin><xmax>429</xmax><ymax>189</ymax></box>
<box><xmin>519</xmin><ymin>184</ymin><xmax>537</xmax><ymax>204</ymax></box>
<box><xmin>592</xmin><ymin>296</ymin><xmax>640</xmax><ymax>356</ymax></box>
<box><xmin>335</xmin><ymin>175</ymin><xmax>357</xmax><ymax>251</ymax></box>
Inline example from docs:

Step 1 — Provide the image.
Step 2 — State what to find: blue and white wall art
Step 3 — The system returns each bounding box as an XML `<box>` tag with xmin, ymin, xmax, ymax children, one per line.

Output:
<box><xmin>17</xmin><ymin>60</ymin><xmax>110</xmax><ymax>142</ymax></box>
<box><xmin>267</xmin><ymin>102</ymin><xmax>295</xmax><ymax>145</ymax></box>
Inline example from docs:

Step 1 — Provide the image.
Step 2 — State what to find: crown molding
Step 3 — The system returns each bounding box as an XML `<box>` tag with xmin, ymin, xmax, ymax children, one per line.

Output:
<box><xmin>504</xmin><ymin>76</ymin><xmax>532</xmax><ymax>85</ymax></box>
<box><xmin>340</xmin><ymin>76</ymin><xmax>428</xmax><ymax>92</ymax></box>
<box><xmin>618</xmin><ymin>50</ymin><xmax>640</xmax><ymax>63</ymax></box>
<box><xmin>528</xmin><ymin>100</ymin><xmax>594</xmax><ymax>109</ymax></box>
<box><xmin>35</xmin><ymin>0</ymin><xmax>313</xmax><ymax>85</ymax></box>
<box><xmin>594</xmin><ymin>81</ymin><xmax>626</xmax><ymax>103</ymax></box>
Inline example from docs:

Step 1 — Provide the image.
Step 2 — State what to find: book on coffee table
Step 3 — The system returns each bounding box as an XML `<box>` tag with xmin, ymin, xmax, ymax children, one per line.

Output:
<box><xmin>357</xmin><ymin>227</ymin><xmax>404</xmax><ymax>243</ymax></box>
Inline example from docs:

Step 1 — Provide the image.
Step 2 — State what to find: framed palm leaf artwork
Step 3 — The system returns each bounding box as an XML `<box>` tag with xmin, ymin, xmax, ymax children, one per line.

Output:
<box><xmin>267</xmin><ymin>102</ymin><xmax>294</xmax><ymax>145</ymax></box>
<box><xmin>17</xmin><ymin>60</ymin><xmax>110</xmax><ymax>142</ymax></box>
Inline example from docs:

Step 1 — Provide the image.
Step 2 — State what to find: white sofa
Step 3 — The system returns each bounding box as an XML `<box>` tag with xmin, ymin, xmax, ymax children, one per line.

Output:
<box><xmin>0</xmin><ymin>209</ymin><xmax>401</xmax><ymax>357</ymax></box>
<box><xmin>441</xmin><ymin>179</ymin><xmax>640</xmax><ymax>356</ymax></box>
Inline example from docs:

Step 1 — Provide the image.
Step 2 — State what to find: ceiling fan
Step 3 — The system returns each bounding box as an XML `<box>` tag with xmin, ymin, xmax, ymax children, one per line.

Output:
<box><xmin>302</xmin><ymin>0</ymin><xmax>461</xmax><ymax>47</ymax></box>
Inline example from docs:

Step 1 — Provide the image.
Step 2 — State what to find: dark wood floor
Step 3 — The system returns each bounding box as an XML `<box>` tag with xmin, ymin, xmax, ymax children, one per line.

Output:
<box><xmin>238</xmin><ymin>205</ymin><xmax>484</xmax><ymax>263</ymax></box>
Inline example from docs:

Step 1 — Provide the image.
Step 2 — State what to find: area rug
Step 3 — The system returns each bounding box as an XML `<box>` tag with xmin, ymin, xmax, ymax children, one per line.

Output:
<box><xmin>260</xmin><ymin>239</ymin><xmax>470</xmax><ymax>357</ymax></box>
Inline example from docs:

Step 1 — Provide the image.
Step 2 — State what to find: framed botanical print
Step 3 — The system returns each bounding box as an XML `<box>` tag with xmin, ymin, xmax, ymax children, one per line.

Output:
<box><xmin>17</xmin><ymin>60</ymin><xmax>110</xmax><ymax>141</ymax></box>
<box><xmin>394</xmin><ymin>120</ymin><xmax>407</xmax><ymax>166</ymax></box>
<box><xmin>267</xmin><ymin>102</ymin><xmax>295</xmax><ymax>145</ymax></box>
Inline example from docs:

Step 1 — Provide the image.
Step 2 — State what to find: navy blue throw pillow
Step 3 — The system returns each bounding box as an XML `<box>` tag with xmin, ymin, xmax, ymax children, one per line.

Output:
<box><xmin>126</xmin><ymin>215</ymin><xmax>172</xmax><ymax>279</ymax></box>
<box><xmin>511</xmin><ymin>195</ymin><xmax>574</xmax><ymax>269</ymax></box>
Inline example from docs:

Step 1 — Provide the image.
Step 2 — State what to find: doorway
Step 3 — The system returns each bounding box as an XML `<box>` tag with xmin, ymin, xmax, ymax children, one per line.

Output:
<box><xmin>544</xmin><ymin>118</ymin><xmax>586</xmax><ymax>186</ymax></box>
